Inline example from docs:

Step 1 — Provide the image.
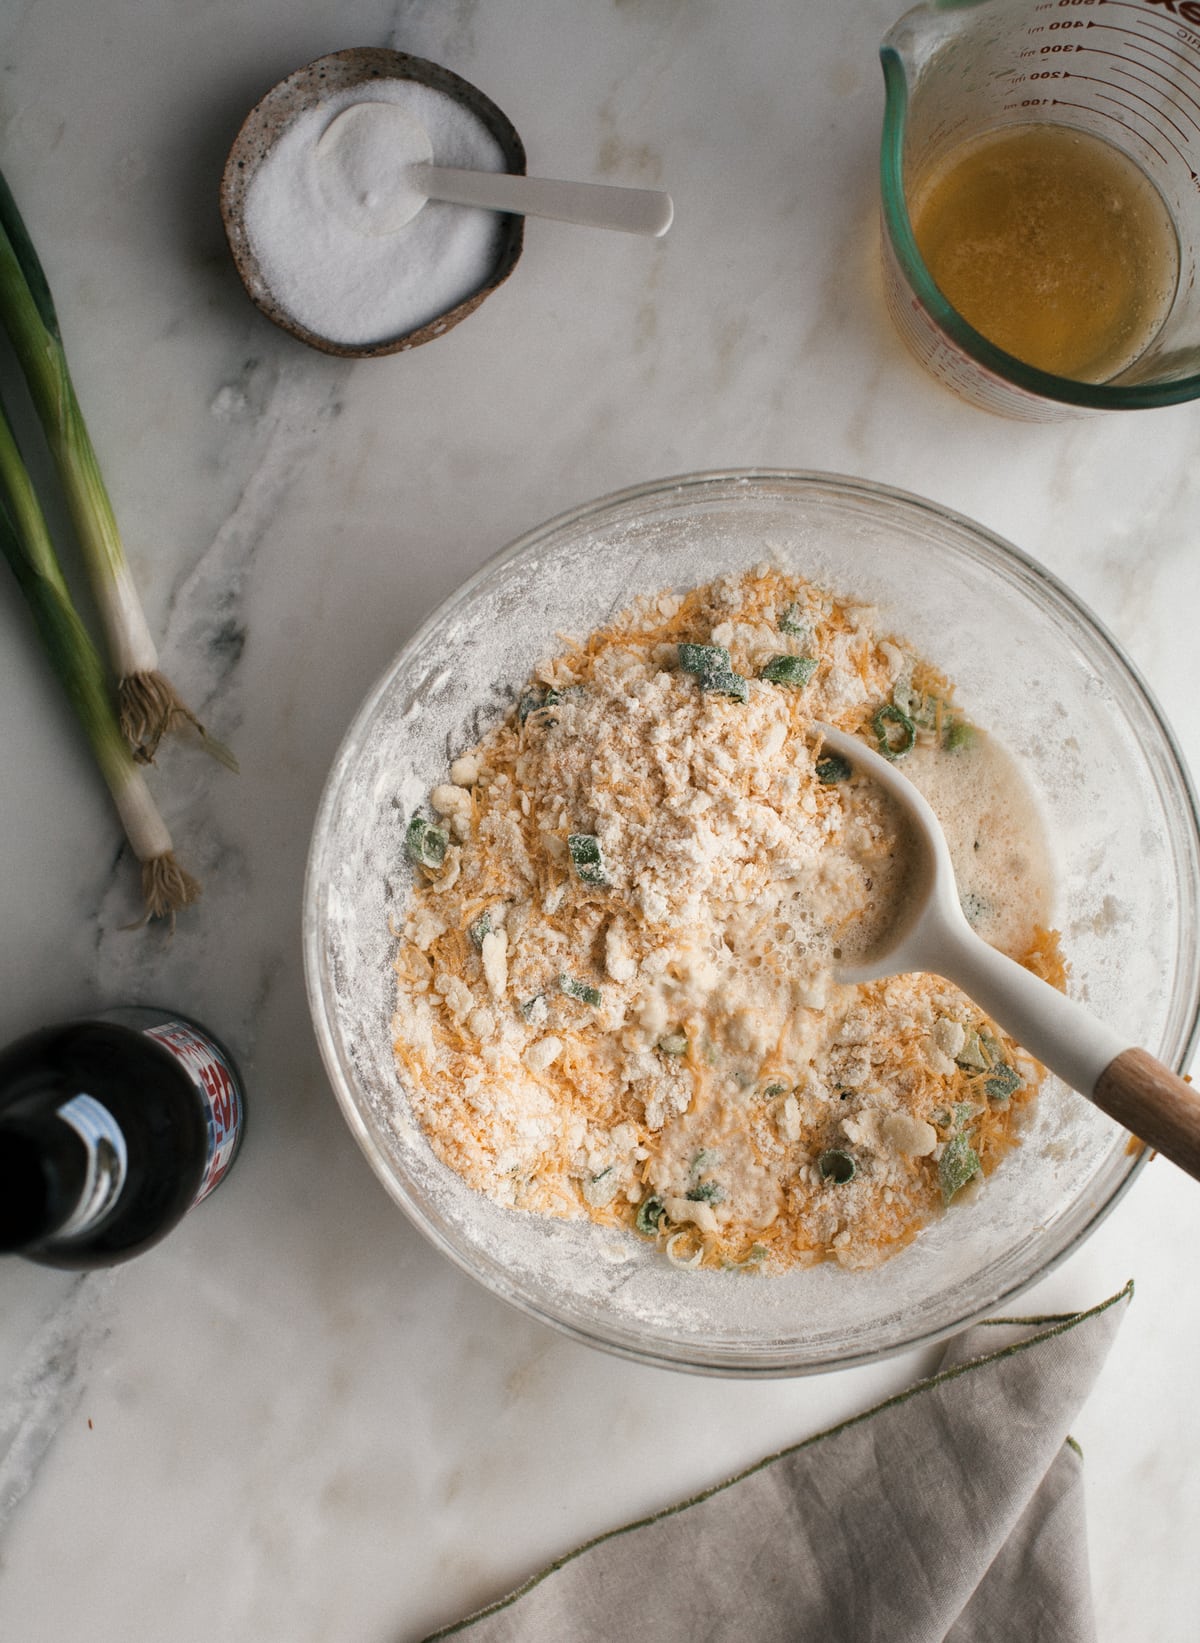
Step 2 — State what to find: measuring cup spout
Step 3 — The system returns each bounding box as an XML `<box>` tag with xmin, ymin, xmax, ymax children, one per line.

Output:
<box><xmin>880</xmin><ymin>0</ymin><xmax>985</xmax><ymax>80</ymax></box>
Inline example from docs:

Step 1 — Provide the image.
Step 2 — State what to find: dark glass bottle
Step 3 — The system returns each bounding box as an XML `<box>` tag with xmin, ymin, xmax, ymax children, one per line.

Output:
<box><xmin>0</xmin><ymin>1006</ymin><xmax>245</xmax><ymax>1269</ymax></box>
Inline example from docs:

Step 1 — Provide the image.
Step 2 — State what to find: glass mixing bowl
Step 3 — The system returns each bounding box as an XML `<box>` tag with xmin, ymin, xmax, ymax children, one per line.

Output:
<box><xmin>303</xmin><ymin>471</ymin><xmax>1200</xmax><ymax>1376</ymax></box>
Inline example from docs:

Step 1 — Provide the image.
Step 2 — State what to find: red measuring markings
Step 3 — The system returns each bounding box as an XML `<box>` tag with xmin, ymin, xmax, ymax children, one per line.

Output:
<box><xmin>1071</xmin><ymin>51</ymin><xmax>1200</xmax><ymax>132</ymax></box>
<box><xmin>1078</xmin><ymin>46</ymin><xmax>1200</xmax><ymax>129</ymax></box>
<box><xmin>1086</xmin><ymin>22</ymin><xmax>1200</xmax><ymax>99</ymax></box>
<box><xmin>1067</xmin><ymin>69</ymin><xmax>1195</xmax><ymax>143</ymax></box>
<box><xmin>1048</xmin><ymin>96</ymin><xmax>1176</xmax><ymax>167</ymax></box>
<box><xmin>1041</xmin><ymin>67</ymin><xmax>1198</xmax><ymax>170</ymax></box>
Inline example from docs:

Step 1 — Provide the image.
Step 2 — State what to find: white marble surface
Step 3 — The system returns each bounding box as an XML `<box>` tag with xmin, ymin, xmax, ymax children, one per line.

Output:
<box><xmin>1</xmin><ymin>1</ymin><xmax>1198</xmax><ymax>1638</ymax></box>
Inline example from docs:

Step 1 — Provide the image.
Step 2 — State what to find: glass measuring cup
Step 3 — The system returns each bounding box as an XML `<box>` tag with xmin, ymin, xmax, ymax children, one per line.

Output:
<box><xmin>881</xmin><ymin>0</ymin><xmax>1200</xmax><ymax>418</ymax></box>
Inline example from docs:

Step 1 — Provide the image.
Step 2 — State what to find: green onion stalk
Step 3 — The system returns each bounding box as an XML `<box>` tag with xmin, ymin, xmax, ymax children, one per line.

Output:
<box><xmin>0</xmin><ymin>393</ymin><xmax>200</xmax><ymax>923</ymax></box>
<box><xmin>0</xmin><ymin>167</ymin><xmax>232</xmax><ymax>768</ymax></box>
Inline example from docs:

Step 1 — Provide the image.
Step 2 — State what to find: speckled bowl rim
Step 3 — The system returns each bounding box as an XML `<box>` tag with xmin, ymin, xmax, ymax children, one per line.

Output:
<box><xmin>219</xmin><ymin>47</ymin><xmax>526</xmax><ymax>358</ymax></box>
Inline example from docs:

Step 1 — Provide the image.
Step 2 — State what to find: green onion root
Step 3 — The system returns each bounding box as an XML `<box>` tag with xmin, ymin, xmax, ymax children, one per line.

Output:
<box><xmin>110</xmin><ymin>762</ymin><xmax>203</xmax><ymax>926</ymax></box>
<box><xmin>139</xmin><ymin>853</ymin><xmax>203</xmax><ymax>928</ymax></box>
<box><xmin>118</xmin><ymin>668</ymin><xmax>238</xmax><ymax>771</ymax></box>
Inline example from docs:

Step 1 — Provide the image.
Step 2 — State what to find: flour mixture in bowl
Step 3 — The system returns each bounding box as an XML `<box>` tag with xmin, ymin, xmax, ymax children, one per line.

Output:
<box><xmin>391</xmin><ymin>567</ymin><xmax>1064</xmax><ymax>1273</ymax></box>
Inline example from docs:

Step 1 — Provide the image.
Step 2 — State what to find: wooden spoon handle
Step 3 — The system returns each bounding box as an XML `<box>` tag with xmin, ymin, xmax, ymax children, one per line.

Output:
<box><xmin>1093</xmin><ymin>1048</ymin><xmax>1200</xmax><ymax>1180</ymax></box>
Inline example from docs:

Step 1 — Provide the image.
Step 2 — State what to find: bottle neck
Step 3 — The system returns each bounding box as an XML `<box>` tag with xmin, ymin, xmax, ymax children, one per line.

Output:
<box><xmin>0</xmin><ymin>1095</ymin><xmax>129</xmax><ymax>1252</ymax></box>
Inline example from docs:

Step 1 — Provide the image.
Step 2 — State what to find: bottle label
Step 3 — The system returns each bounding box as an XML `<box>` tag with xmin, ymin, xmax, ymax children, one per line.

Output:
<box><xmin>55</xmin><ymin>1093</ymin><xmax>130</xmax><ymax>1238</ymax></box>
<box><xmin>144</xmin><ymin>1020</ymin><xmax>244</xmax><ymax>1206</ymax></box>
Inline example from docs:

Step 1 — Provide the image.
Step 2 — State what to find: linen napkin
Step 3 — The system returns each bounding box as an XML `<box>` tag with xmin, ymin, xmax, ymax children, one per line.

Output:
<box><xmin>423</xmin><ymin>1283</ymin><xmax>1131</xmax><ymax>1643</ymax></box>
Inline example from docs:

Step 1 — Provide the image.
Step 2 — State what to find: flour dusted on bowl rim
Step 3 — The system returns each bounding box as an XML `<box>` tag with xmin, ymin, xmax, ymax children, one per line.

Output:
<box><xmin>390</xmin><ymin>567</ymin><xmax>1065</xmax><ymax>1273</ymax></box>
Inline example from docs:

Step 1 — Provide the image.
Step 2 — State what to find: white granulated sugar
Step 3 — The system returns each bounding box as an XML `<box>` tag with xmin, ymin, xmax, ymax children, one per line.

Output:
<box><xmin>243</xmin><ymin>80</ymin><xmax>508</xmax><ymax>346</ymax></box>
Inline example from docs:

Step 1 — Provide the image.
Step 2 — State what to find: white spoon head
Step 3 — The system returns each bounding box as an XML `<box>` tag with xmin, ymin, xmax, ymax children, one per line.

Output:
<box><xmin>315</xmin><ymin>101</ymin><xmax>434</xmax><ymax>235</ymax></box>
<box><xmin>813</xmin><ymin>722</ymin><xmax>967</xmax><ymax>984</ymax></box>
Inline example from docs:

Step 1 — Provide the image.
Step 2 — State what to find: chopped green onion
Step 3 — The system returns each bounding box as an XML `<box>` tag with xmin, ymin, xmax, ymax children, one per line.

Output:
<box><xmin>517</xmin><ymin>688</ymin><xmax>546</xmax><ymax>723</ymax></box>
<box><xmin>635</xmin><ymin>1194</ymin><xmax>666</xmax><ymax>1236</ymax></box>
<box><xmin>944</xmin><ymin>720</ymin><xmax>976</xmax><ymax>752</ymax></box>
<box><xmin>939</xmin><ymin>1131</ymin><xmax>980</xmax><ymax>1205</ymax></box>
<box><xmin>954</xmin><ymin>1029</ymin><xmax>990</xmax><ymax>1072</ymax></box>
<box><xmin>677</xmin><ymin>642</ymin><xmax>748</xmax><ymax>702</ymax></box>
<box><xmin>518</xmin><ymin>685</ymin><xmax>567</xmax><ymax>725</ymax></box>
<box><xmin>559</xmin><ymin>973</ymin><xmax>601</xmax><ymax>1006</ymax></box>
<box><xmin>665</xmin><ymin>1230</ymin><xmax>703</xmax><ymax>1267</ymax></box>
<box><xmin>686</xmin><ymin>1180</ymin><xmax>724</xmax><ymax>1204</ymax></box>
<box><xmin>677</xmin><ymin>642</ymin><xmax>720</xmax><ymax>673</ymax></box>
<box><xmin>762</xmin><ymin>1082</ymin><xmax>790</xmax><ymax>1097</ymax></box>
<box><xmin>893</xmin><ymin>684</ymin><xmax>940</xmax><ymax>729</ymax></box>
<box><xmin>815</xmin><ymin>753</ymin><xmax>852</xmax><ymax>785</ymax></box>
<box><xmin>778</xmin><ymin>602</ymin><xmax>806</xmax><ymax>637</ymax></box>
<box><xmin>0</xmin><ymin>169</ymin><xmax>232</xmax><ymax>769</ymax></box>
<box><xmin>567</xmin><ymin>832</ymin><xmax>607</xmax><ymax>886</ymax></box>
<box><xmin>0</xmin><ymin>395</ymin><xmax>200</xmax><ymax>924</ymax></box>
<box><xmin>520</xmin><ymin>994</ymin><xmax>547</xmax><ymax>1023</ymax></box>
<box><xmin>872</xmin><ymin>703</ymin><xmax>916</xmax><ymax>760</ymax></box>
<box><xmin>818</xmin><ymin>1149</ymin><xmax>856</xmax><ymax>1184</ymax></box>
<box><xmin>984</xmin><ymin>1062</ymin><xmax>1022</xmax><ymax>1102</ymax></box>
<box><xmin>656</xmin><ymin>1033</ymin><xmax>689</xmax><ymax>1057</ymax></box>
<box><xmin>468</xmin><ymin>912</ymin><xmax>492</xmax><ymax>950</ymax></box>
<box><xmin>406</xmin><ymin>816</ymin><xmax>448</xmax><ymax>871</ymax></box>
<box><xmin>759</xmin><ymin>654</ymin><xmax>817</xmax><ymax>687</ymax></box>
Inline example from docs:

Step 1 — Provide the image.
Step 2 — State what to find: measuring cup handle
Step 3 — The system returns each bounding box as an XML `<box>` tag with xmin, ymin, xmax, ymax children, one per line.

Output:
<box><xmin>1093</xmin><ymin>1049</ymin><xmax>1200</xmax><ymax>1183</ymax></box>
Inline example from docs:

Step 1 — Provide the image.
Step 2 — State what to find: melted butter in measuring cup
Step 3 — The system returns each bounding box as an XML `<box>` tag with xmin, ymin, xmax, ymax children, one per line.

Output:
<box><xmin>890</xmin><ymin>0</ymin><xmax>1200</xmax><ymax>389</ymax></box>
<box><xmin>909</xmin><ymin>122</ymin><xmax>1180</xmax><ymax>382</ymax></box>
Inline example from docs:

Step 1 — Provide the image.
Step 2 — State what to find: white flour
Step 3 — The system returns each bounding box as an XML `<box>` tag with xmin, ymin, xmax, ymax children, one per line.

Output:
<box><xmin>242</xmin><ymin>80</ymin><xmax>508</xmax><ymax>346</ymax></box>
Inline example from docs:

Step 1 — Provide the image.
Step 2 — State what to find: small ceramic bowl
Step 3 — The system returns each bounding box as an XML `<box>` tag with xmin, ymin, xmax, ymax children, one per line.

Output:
<box><xmin>219</xmin><ymin>48</ymin><xmax>526</xmax><ymax>358</ymax></box>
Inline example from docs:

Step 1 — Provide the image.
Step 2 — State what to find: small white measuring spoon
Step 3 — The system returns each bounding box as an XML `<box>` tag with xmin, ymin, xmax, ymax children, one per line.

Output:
<box><xmin>816</xmin><ymin>721</ymin><xmax>1200</xmax><ymax>1182</ymax></box>
<box><xmin>315</xmin><ymin>102</ymin><xmax>673</xmax><ymax>238</ymax></box>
